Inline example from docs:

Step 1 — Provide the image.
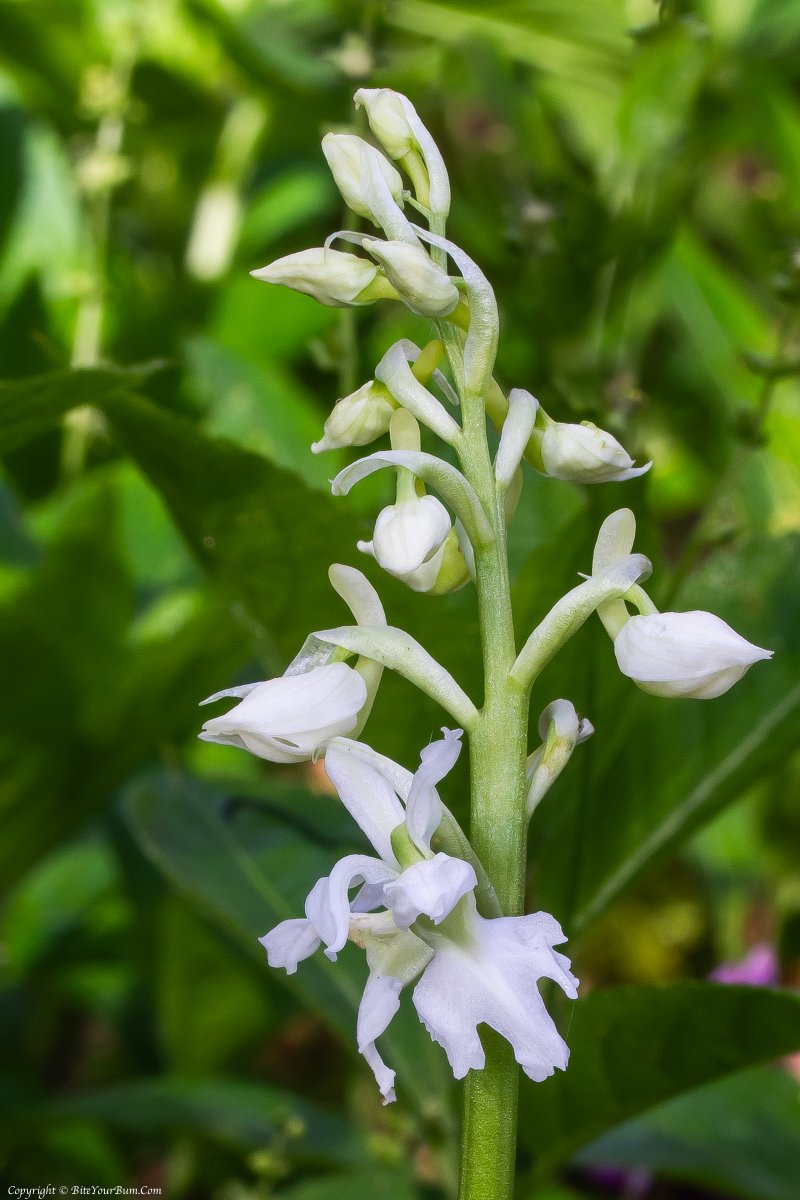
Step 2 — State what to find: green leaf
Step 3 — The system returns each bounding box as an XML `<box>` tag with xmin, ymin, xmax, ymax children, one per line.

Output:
<box><xmin>0</xmin><ymin>475</ymin><xmax>248</xmax><ymax>890</ymax></box>
<box><xmin>100</xmin><ymin>390</ymin><xmax>366</xmax><ymax>660</ymax></box>
<box><xmin>35</xmin><ymin>1077</ymin><xmax>366</xmax><ymax>1165</ymax></box>
<box><xmin>576</xmin><ymin>1065</ymin><xmax>800</xmax><ymax>1200</ymax></box>
<box><xmin>156</xmin><ymin>898</ymin><xmax>272</xmax><ymax>1076</ymax></box>
<box><xmin>122</xmin><ymin>769</ymin><xmax>362</xmax><ymax>1040</ymax></box>
<box><xmin>520</xmin><ymin>983</ymin><xmax>800</xmax><ymax>1174</ymax></box>
<box><xmin>184</xmin><ymin>335</ymin><xmax>334</xmax><ymax>489</ymax></box>
<box><xmin>0</xmin><ymin>365</ymin><xmax>155</xmax><ymax>457</ymax></box>
<box><xmin>279</xmin><ymin>1166</ymin><xmax>420</xmax><ymax>1200</ymax></box>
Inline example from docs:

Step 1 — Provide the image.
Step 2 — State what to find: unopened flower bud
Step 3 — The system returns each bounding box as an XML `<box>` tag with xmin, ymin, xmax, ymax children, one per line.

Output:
<box><xmin>354</xmin><ymin>87</ymin><xmax>450</xmax><ymax>216</ymax></box>
<box><xmin>312</xmin><ymin>380</ymin><xmax>396</xmax><ymax>454</ymax></box>
<box><xmin>526</xmin><ymin>699</ymin><xmax>593</xmax><ymax>814</ymax></box>
<box><xmin>251</xmin><ymin>247</ymin><xmax>396</xmax><ymax>308</ymax></box>
<box><xmin>354</xmin><ymin>88</ymin><xmax>417</xmax><ymax>159</ymax></box>
<box><xmin>321</xmin><ymin>134</ymin><xmax>405</xmax><ymax>224</ymax></box>
<box><xmin>539</xmin><ymin>419</ymin><xmax>650</xmax><ymax>484</ymax></box>
<box><xmin>363</xmin><ymin>239</ymin><xmax>459</xmax><ymax>317</ymax></box>
<box><xmin>359</xmin><ymin>491</ymin><xmax>451</xmax><ymax>593</ymax></box>
<box><xmin>614</xmin><ymin>610</ymin><xmax>772</xmax><ymax>699</ymax></box>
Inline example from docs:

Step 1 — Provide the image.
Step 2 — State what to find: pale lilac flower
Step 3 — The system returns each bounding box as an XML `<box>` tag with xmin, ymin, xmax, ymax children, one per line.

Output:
<box><xmin>260</xmin><ymin>729</ymin><xmax>578</xmax><ymax>1102</ymax></box>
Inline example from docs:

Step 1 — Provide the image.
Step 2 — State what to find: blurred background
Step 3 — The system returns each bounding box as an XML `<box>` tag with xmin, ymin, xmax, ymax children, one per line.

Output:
<box><xmin>1</xmin><ymin>0</ymin><xmax>800</xmax><ymax>1197</ymax></box>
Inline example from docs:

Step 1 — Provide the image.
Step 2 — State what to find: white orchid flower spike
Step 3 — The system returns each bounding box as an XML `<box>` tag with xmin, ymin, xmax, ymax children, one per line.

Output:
<box><xmin>260</xmin><ymin>729</ymin><xmax>578</xmax><ymax>1103</ymax></box>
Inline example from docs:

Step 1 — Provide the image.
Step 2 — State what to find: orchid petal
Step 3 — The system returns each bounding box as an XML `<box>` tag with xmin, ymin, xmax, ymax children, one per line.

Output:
<box><xmin>329</xmin><ymin>737</ymin><xmax>502</xmax><ymax>918</ymax></box>
<box><xmin>199</xmin><ymin>663</ymin><xmax>367</xmax><ymax>763</ymax></box>
<box><xmin>200</xmin><ymin>683</ymin><xmax>260</xmax><ymax>706</ymax></box>
<box><xmin>412</xmin><ymin>225</ymin><xmax>499</xmax><ymax>396</ymax></box>
<box><xmin>385</xmin><ymin>853</ymin><xmax>477</xmax><ymax>930</ymax></box>
<box><xmin>357</xmin><ymin>973</ymin><xmax>401</xmax><ymax>1103</ymax></box>
<box><xmin>614</xmin><ymin>610</ymin><xmax>772</xmax><ymax>699</ymax></box>
<box><xmin>412</xmin><ymin>906</ymin><xmax>578</xmax><ymax>1083</ymax></box>
<box><xmin>305</xmin><ymin>855</ymin><xmax>397</xmax><ymax>959</ymax></box>
<box><xmin>313</xmin><ymin>625</ymin><xmax>478</xmax><ymax>730</ymax></box>
<box><xmin>324</xmin><ymin>743</ymin><xmax>405</xmax><ymax>862</ymax></box>
<box><xmin>360</xmin><ymin>142</ymin><xmax>418</xmax><ymax>243</ymax></box>
<box><xmin>511</xmin><ymin>555</ymin><xmax>652</xmax><ymax>691</ymax></box>
<box><xmin>391</xmin><ymin>339</ymin><xmax>459</xmax><ymax>407</ymax></box>
<box><xmin>406</xmin><ymin>727</ymin><xmax>463</xmax><ymax>851</ymax></box>
<box><xmin>259</xmin><ymin>919</ymin><xmax>321</xmax><ymax>975</ymax></box>
<box><xmin>376</xmin><ymin>341</ymin><xmax>461</xmax><ymax>444</ymax></box>
<box><xmin>495</xmin><ymin>389</ymin><xmax>538</xmax><ymax>488</ymax></box>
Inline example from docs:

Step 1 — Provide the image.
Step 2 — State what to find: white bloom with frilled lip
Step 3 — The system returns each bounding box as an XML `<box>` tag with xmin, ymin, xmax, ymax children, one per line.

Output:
<box><xmin>322</xmin><ymin>134</ymin><xmax>405</xmax><ymax>223</ymax></box>
<box><xmin>540</xmin><ymin>420</ymin><xmax>650</xmax><ymax>484</ymax></box>
<box><xmin>199</xmin><ymin>662</ymin><xmax>367</xmax><ymax>763</ymax></box>
<box><xmin>260</xmin><ymin>729</ymin><xmax>578</xmax><ymax>1103</ymax></box>
<box><xmin>614</xmin><ymin>610</ymin><xmax>772</xmax><ymax>699</ymax></box>
<box><xmin>251</xmin><ymin>247</ymin><xmax>392</xmax><ymax>308</ymax></box>
<box><xmin>359</xmin><ymin>492</ymin><xmax>452</xmax><ymax>592</ymax></box>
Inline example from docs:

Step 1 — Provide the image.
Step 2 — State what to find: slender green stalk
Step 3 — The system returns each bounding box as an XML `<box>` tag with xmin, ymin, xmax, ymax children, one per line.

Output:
<box><xmin>457</xmin><ymin>383</ymin><xmax>530</xmax><ymax>1200</ymax></box>
<box><xmin>428</xmin><ymin>216</ymin><xmax>530</xmax><ymax>1199</ymax></box>
<box><xmin>432</xmin><ymin>229</ymin><xmax>528</xmax><ymax>1190</ymax></box>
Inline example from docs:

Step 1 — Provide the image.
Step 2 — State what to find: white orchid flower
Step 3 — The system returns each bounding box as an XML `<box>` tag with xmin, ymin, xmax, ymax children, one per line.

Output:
<box><xmin>251</xmin><ymin>247</ymin><xmax>396</xmax><ymax>308</ymax></box>
<box><xmin>589</xmin><ymin>511</ymin><xmax>772</xmax><ymax>699</ymax></box>
<box><xmin>321</xmin><ymin>134</ymin><xmax>404</xmax><ymax>224</ymax></box>
<box><xmin>613</xmin><ymin>610</ymin><xmax>773</xmax><ymax>699</ymax></box>
<box><xmin>199</xmin><ymin>566</ymin><xmax>385</xmax><ymax>762</ymax></box>
<box><xmin>359</xmin><ymin>489</ymin><xmax>452</xmax><ymax>593</ymax></box>
<box><xmin>538</xmin><ymin>417</ymin><xmax>651</xmax><ymax>484</ymax></box>
<box><xmin>261</xmin><ymin>729</ymin><xmax>578</xmax><ymax>1103</ymax></box>
<box><xmin>356</xmin><ymin>410</ymin><xmax>457</xmax><ymax>593</ymax></box>
<box><xmin>198</xmin><ymin>662</ymin><xmax>367</xmax><ymax>763</ymax></box>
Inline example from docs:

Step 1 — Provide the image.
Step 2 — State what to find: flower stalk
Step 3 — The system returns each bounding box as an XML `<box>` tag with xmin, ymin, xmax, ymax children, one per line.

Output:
<box><xmin>439</xmin><ymin>288</ymin><xmax>531</xmax><ymax>1200</ymax></box>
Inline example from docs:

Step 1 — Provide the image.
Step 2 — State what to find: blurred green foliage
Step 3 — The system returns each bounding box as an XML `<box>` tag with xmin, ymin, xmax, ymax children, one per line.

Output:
<box><xmin>1</xmin><ymin>0</ymin><xmax>800</xmax><ymax>1196</ymax></box>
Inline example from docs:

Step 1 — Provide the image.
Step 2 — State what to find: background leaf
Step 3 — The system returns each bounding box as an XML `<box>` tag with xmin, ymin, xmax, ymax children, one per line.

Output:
<box><xmin>520</xmin><ymin>983</ymin><xmax>800</xmax><ymax>1173</ymax></box>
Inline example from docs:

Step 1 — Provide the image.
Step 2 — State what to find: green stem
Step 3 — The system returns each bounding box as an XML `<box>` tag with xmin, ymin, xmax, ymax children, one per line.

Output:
<box><xmin>458</xmin><ymin>396</ymin><xmax>529</xmax><ymax>1200</ymax></box>
<box><xmin>430</xmin><ymin>202</ymin><xmax>529</xmax><ymax>1195</ymax></box>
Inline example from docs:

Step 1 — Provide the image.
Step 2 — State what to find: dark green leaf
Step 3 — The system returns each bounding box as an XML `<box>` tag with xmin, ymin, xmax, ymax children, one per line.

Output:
<box><xmin>36</xmin><ymin>1077</ymin><xmax>365</xmax><ymax>1164</ymax></box>
<box><xmin>0</xmin><ymin>365</ymin><xmax>156</xmax><ymax>456</ymax></box>
<box><xmin>520</xmin><ymin>983</ymin><xmax>800</xmax><ymax>1173</ymax></box>
<box><xmin>101</xmin><ymin>390</ymin><xmax>366</xmax><ymax>660</ymax></box>
<box><xmin>576</xmin><ymin>1065</ymin><xmax>800</xmax><ymax>1200</ymax></box>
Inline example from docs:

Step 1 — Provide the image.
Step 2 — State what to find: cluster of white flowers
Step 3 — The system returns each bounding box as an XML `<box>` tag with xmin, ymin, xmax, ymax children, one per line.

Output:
<box><xmin>199</xmin><ymin>88</ymin><xmax>771</xmax><ymax>1105</ymax></box>
<box><xmin>201</xmin><ymin>570</ymin><xmax>579</xmax><ymax>1100</ymax></box>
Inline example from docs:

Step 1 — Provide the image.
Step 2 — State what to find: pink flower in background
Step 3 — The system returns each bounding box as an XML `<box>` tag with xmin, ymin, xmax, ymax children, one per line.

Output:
<box><xmin>711</xmin><ymin>942</ymin><xmax>780</xmax><ymax>986</ymax></box>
